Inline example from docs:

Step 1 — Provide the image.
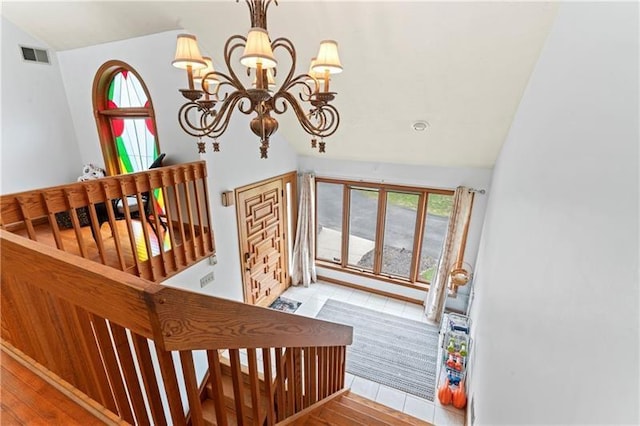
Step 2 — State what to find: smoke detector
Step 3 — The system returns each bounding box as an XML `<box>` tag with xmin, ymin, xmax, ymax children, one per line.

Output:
<box><xmin>412</xmin><ymin>120</ymin><xmax>430</xmax><ymax>131</ymax></box>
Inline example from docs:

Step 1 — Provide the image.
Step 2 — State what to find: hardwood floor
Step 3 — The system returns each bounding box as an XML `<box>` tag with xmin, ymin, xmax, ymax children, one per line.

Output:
<box><xmin>0</xmin><ymin>349</ymin><xmax>109</xmax><ymax>425</ymax></box>
<box><xmin>12</xmin><ymin>219</ymin><xmax>188</xmax><ymax>274</ymax></box>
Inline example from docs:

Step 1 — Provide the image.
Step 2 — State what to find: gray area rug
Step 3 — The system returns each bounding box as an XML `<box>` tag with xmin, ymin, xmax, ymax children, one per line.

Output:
<box><xmin>316</xmin><ymin>299</ymin><xmax>439</xmax><ymax>401</ymax></box>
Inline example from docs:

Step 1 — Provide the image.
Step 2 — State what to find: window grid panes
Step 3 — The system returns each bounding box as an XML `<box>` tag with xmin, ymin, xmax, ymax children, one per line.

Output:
<box><xmin>418</xmin><ymin>193</ymin><xmax>454</xmax><ymax>282</ymax></box>
<box><xmin>381</xmin><ymin>191</ymin><xmax>420</xmax><ymax>279</ymax></box>
<box><xmin>347</xmin><ymin>187</ymin><xmax>379</xmax><ymax>271</ymax></box>
<box><xmin>316</xmin><ymin>182</ymin><xmax>343</xmax><ymax>263</ymax></box>
<box><xmin>315</xmin><ymin>178</ymin><xmax>457</xmax><ymax>286</ymax></box>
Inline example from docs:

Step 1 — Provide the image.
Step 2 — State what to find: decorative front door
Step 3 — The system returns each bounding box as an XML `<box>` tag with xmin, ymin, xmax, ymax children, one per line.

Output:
<box><xmin>236</xmin><ymin>178</ymin><xmax>287</xmax><ymax>306</ymax></box>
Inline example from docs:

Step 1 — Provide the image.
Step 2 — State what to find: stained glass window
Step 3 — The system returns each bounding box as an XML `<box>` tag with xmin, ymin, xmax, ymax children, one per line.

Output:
<box><xmin>93</xmin><ymin>61</ymin><xmax>160</xmax><ymax>176</ymax></box>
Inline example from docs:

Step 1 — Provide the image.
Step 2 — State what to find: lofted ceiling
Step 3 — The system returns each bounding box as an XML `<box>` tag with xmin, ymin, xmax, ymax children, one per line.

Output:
<box><xmin>1</xmin><ymin>1</ymin><xmax>558</xmax><ymax>168</ymax></box>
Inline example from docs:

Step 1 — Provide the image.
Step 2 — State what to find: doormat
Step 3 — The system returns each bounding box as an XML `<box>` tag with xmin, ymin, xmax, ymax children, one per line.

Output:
<box><xmin>316</xmin><ymin>299</ymin><xmax>439</xmax><ymax>401</ymax></box>
<box><xmin>268</xmin><ymin>296</ymin><xmax>302</xmax><ymax>313</ymax></box>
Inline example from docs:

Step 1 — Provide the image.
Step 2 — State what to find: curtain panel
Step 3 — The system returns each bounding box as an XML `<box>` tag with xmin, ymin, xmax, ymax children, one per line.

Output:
<box><xmin>291</xmin><ymin>173</ymin><xmax>317</xmax><ymax>287</ymax></box>
<box><xmin>424</xmin><ymin>186</ymin><xmax>474</xmax><ymax>323</ymax></box>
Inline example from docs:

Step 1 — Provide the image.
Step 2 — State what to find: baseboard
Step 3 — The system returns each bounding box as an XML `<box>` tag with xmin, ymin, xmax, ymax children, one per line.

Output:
<box><xmin>317</xmin><ymin>275</ymin><xmax>424</xmax><ymax>306</ymax></box>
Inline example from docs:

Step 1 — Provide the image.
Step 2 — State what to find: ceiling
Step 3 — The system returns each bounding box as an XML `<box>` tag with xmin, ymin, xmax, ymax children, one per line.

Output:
<box><xmin>1</xmin><ymin>1</ymin><xmax>558</xmax><ymax>168</ymax></box>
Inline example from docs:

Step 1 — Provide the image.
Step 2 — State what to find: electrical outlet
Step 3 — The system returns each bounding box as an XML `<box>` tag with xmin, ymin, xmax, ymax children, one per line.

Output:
<box><xmin>200</xmin><ymin>271</ymin><xmax>214</xmax><ymax>287</ymax></box>
<box><xmin>209</xmin><ymin>255</ymin><xmax>218</xmax><ymax>266</ymax></box>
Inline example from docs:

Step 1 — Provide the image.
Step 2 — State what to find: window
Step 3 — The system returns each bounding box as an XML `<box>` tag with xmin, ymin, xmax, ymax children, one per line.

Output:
<box><xmin>315</xmin><ymin>178</ymin><xmax>459</xmax><ymax>288</ymax></box>
<box><xmin>93</xmin><ymin>61</ymin><xmax>160</xmax><ymax>176</ymax></box>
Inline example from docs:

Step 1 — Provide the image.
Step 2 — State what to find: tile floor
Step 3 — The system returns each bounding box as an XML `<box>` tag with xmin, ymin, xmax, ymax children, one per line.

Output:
<box><xmin>281</xmin><ymin>280</ymin><xmax>465</xmax><ymax>426</ymax></box>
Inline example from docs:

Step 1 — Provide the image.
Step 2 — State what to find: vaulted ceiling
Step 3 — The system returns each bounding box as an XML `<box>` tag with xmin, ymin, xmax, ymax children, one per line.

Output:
<box><xmin>2</xmin><ymin>1</ymin><xmax>558</xmax><ymax>168</ymax></box>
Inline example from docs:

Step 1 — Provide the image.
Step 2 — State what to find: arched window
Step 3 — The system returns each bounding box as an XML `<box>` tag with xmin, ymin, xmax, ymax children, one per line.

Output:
<box><xmin>93</xmin><ymin>61</ymin><xmax>160</xmax><ymax>176</ymax></box>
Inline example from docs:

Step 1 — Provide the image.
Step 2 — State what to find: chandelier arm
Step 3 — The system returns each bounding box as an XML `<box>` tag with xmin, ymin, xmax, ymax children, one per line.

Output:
<box><xmin>223</xmin><ymin>35</ymin><xmax>250</xmax><ymax>89</ymax></box>
<box><xmin>270</xmin><ymin>37</ymin><xmax>298</xmax><ymax>92</ymax></box>
<box><xmin>201</xmin><ymin>70</ymin><xmax>243</xmax><ymax>98</ymax></box>
<box><xmin>178</xmin><ymin>102</ymin><xmax>213</xmax><ymax>137</ymax></box>
<box><xmin>203</xmin><ymin>94</ymin><xmax>245</xmax><ymax>139</ymax></box>
<box><xmin>275</xmin><ymin>91</ymin><xmax>336</xmax><ymax>137</ymax></box>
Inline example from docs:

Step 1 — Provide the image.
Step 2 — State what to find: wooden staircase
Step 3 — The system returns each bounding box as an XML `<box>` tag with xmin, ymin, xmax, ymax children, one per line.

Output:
<box><xmin>278</xmin><ymin>390</ymin><xmax>433</xmax><ymax>426</ymax></box>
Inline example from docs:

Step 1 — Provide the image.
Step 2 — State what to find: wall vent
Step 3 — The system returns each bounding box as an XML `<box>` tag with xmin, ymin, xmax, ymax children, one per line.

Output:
<box><xmin>20</xmin><ymin>46</ymin><xmax>50</xmax><ymax>64</ymax></box>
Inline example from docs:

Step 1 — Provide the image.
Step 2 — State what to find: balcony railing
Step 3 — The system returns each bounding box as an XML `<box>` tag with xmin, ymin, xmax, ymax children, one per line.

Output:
<box><xmin>0</xmin><ymin>161</ymin><xmax>214</xmax><ymax>282</ymax></box>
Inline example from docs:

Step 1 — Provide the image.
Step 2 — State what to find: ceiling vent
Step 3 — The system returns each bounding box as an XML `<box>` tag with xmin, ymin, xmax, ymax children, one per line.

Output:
<box><xmin>20</xmin><ymin>46</ymin><xmax>50</xmax><ymax>64</ymax></box>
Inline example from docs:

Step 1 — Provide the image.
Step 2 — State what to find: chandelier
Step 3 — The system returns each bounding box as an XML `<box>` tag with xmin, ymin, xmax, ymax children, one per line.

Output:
<box><xmin>172</xmin><ymin>0</ymin><xmax>343</xmax><ymax>158</ymax></box>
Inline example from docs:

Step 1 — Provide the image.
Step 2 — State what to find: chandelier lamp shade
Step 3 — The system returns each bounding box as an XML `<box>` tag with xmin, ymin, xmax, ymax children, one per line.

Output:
<box><xmin>172</xmin><ymin>0</ymin><xmax>343</xmax><ymax>158</ymax></box>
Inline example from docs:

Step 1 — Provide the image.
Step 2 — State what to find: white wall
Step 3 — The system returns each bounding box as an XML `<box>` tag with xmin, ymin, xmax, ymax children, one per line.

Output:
<box><xmin>468</xmin><ymin>2</ymin><xmax>639</xmax><ymax>424</ymax></box>
<box><xmin>298</xmin><ymin>155</ymin><xmax>492</xmax><ymax>310</ymax></box>
<box><xmin>57</xmin><ymin>30</ymin><xmax>297</xmax><ymax>301</ymax></box>
<box><xmin>1</xmin><ymin>17</ymin><xmax>81</xmax><ymax>194</ymax></box>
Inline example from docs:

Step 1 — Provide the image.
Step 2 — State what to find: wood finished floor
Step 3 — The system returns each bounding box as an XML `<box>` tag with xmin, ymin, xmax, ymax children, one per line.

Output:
<box><xmin>12</xmin><ymin>219</ymin><xmax>193</xmax><ymax>274</ymax></box>
<box><xmin>0</xmin><ymin>350</ymin><xmax>106</xmax><ymax>425</ymax></box>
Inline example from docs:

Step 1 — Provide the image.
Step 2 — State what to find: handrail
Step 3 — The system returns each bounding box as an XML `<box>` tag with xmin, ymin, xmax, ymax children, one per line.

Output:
<box><xmin>0</xmin><ymin>161</ymin><xmax>215</xmax><ymax>282</ymax></box>
<box><xmin>1</xmin><ymin>230</ymin><xmax>353</xmax><ymax>425</ymax></box>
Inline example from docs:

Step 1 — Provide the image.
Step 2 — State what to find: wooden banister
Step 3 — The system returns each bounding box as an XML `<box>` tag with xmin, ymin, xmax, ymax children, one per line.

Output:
<box><xmin>148</xmin><ymin>286</ymin><xmax>353</xmax><ymax>351</ymax></box>
<box><xmin>1</xmin><ymin>229</ymin><xmax>353</xmax><ymax>425</ymax></box>
<box><xmin>0</xmin><ymin>161</ymin><xmax>215</xmax><ymax>283</ymax></box>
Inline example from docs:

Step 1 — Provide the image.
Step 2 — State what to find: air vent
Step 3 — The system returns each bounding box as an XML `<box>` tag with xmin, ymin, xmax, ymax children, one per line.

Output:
<box><xmin>20</xmin><ymin>46</ymin><xmax>50</xmax><ymax>64</ymax></box>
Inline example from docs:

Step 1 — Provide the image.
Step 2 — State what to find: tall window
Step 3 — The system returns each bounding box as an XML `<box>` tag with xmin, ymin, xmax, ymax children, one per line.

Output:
<box><xmin>93</xmin><ymin>61</ymin><xmax>160</xmax><ymax>176</ymax></box>
<box><xmin>316</xmin><ymin>178</ymin><xmax>463</xmax><ymax>288</ymax></box>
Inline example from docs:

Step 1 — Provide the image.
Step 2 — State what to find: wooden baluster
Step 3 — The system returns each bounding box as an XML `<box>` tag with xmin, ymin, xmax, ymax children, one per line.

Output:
<box><xmin>171</xmin><ymin>169</ymin><xmax>189</xmax><ymax>265</ymax></box>
<box><xmin>154</xmin><ymin>347</ymin><xmax>187</xmax><ymax>426</ymax></box>
<box><xmin>274</xmin><ymin>348</ymin><xmax>286</xmax><ymax>422</ymax></box>
<box><xmin>329</xmin><ymin>346</ymin><xmax>335</xmax><ymax>393</ymax></box>
<box><xmin>15</xmin><ymin>196</ymin><xmax>37</xmax><ymax>241</ymax></box>
<box><xmin>119</xmin><ymin>180</ymin><xmax>143</xmax><ymax>277</ymax></box>
<box><xmin>132</xmin><ymin>334</ymin><xmax>167</xmax><ymax>426</ymax></box>
<box><xmin>133</xmin><ymin>176</ymin><xmax>156</xmax><ymax>280</ymax></box>
<box><xmin>199</xmin><ymin>163</ymin><xmax>215</xmax><ymax>253</ymax></box>
<box><xmin>101</xmin><ymin>182</ymin><xmax>127</xmax><ymax>271</ymax></box>
<box><xmin>247</xmin><ymin>348</ymin><xmax>262</xmax><ymax>425</ymax></box>
<box><xmin>262</xmin><ymin>348</ymin><xmax>276</xmax><ymax>426</ymax></box>
<box><xmin>63</xmin><ymin>190</ymin><xmax>90</xmax><ymax>258</ymax></box>
<box><xmin>91</xmin><ymin>314</ymin><xmax>135</xmax><ymax>423</ymax></box>
<box><xmin>309</xmin><ymin>347</ymin><xmax>318</xmax><ymax>405</ymax></box>
<box><xmin>339</xmin><ymin>346</ymin><xmax>346</xmax><ymax>389</ymax></box>
<box><xmin>147</xmin><ymin>173</ymin><xmax>167</xmax><ymax>277</ymax></box>
<box><xmin>188</xmin><ymin>166</ymin><xmax>206</xmax><ymax>257</ymax></box>
<box><xmin>181</xmin><ymin>167</ymin><xmax>197</xmax><ymax>261</ymax></box>
<box><xmin>41</xmin><ymin>193</ymin><xmax>65</xmax><ymax>251</ymax></box>
<box><xmin>293</xmin><ymin>348</ymin><xmax>303</xmax><ymax>412</ymax></box>
<box><xmin>84</xmin><ymin>188</ymin><xmax>108</xmax><ymax>265</ymax></box>
<box><xmin>73</xmin><ymin>307</ymin><xmax>117</xmax><ymax>413</ymax></box>
<box><xmin>179</xmin><ymin>351</ymin><xmax>204</xmax><ymax>426</ymax></box>
<box><xmin>110</xmin><ymin>323</ymin><xmax>150</xmax><ymax>425</ymax></box>
<box><xmin>229</xmin><ymin>349</ymin><xmax>246</xmax><ymax>426</ymax></box>
<box><xmin>159</xmin><ymin>170</ymin><xmax>179</xmax><ymax>272</ymax></box>
<box><xmin>318</xmin><ymin>347</ymin><xmax>326</xmax><ymax>400</ymax></box>
<box><xmin>206</xmin><ymin>350</ymin><xmax>228</xmax><ymax>426</ymax></box>
<box><xmin>303</xmin><ymin>347</ymin><xmax>311</xmax><ymax>409</ymax></box>
<box><xmin>285</xmin><ymin>348</ymin><xmax>295</xmax><ymax>416</ymax></box>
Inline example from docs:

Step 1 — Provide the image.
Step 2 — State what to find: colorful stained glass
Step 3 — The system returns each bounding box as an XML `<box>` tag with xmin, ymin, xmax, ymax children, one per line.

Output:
<box><xmin>107</xmin><ymin>70</ymin><xmax>148</xmax><ymax>109</ymax></box>
<box><xmin>106</xmin><ymin>70</ymin><xmax>158</xmax><ymax>173</ymax></box>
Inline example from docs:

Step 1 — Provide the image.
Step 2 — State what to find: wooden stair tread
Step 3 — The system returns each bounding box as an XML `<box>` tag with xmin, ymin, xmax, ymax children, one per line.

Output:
<box><xmin>201</xmin><ymin>399</ymin><xmax>238</xmax><ymax>426</ymax></box>
<box><xmin>340</xmin><ymin>392</ymin><xmax>432</xmax><ymax>426</ymax></box>
<box><xmin>202</xmin><ymin>356</ymin><xmax>270</xmax><ymax>425</ymax></box>
<box><xmin>279</xmin><ymin>390</ymin><xmax>433</xmax><ymax>426</ymax></box>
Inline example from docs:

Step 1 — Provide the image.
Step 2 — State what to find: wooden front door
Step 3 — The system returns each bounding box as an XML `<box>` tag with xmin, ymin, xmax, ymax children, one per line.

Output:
<box><xmin>236</xmin><ymin>178</ymin><xmax>287</xmax><ymax>306</ymax></box>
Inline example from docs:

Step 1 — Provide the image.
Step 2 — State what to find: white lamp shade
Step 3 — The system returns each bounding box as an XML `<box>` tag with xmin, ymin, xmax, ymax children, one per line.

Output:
<box><xmin>240</xmin><ymin>27</ymin><xmax>277</xmax><ymax>69</ymax></box>
<box><xmin>194</xmin><ymin>57</ymin><xmax>220</xmax><ymax>86</ymax></box>
<box><xmin>172</xmin><ymin>34</ymin><xmax>207</xmax><ymax>69</ymax></box>
<box><xmin>252</xmin><ymin>68</ymin><xmax>276</xmax><ymax>89</ymax></box>
<box><xmin>312</xmin><ymin>40</ymin><xmax>343</xmax><ymax>74</ymax></box>
<box><xmin>305</xmin><ymin>57</ymin><xmax>325</xmax><ymax>84</ymax></box>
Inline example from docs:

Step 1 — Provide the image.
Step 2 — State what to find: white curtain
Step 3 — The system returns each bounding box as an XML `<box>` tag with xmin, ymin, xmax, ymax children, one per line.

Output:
<box><xmin>424</xmin><ymin>186</ymin><xmax>474</xmax><ymax>323</ymax></box>
<box><xmin>291</xmin><ymin>173</ymin><xmax>317</xmax><ymax>287</ymax></box>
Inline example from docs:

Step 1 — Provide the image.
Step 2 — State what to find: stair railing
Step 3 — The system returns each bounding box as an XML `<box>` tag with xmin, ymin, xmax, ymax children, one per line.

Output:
<box><xmin>1</xmin><ymin>230</ymin><xmax>352</xmax><ymax>426</ymax></box>
<box><xmin>0</xmin><ymin>161</ymin><xmax>214</xmax><ymax>282</ymax></box>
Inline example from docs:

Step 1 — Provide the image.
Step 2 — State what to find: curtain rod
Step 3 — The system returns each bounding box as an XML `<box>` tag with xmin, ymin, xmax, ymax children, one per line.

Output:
<box><xmin>468</xmin><ymin>188</ymin><xmax>486</xmax><ymax>194</ymax></box>
<box><xmin>298</xmin><ymin>171</ymin><xmax>486</xmax><ymax>194</ymax></box>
